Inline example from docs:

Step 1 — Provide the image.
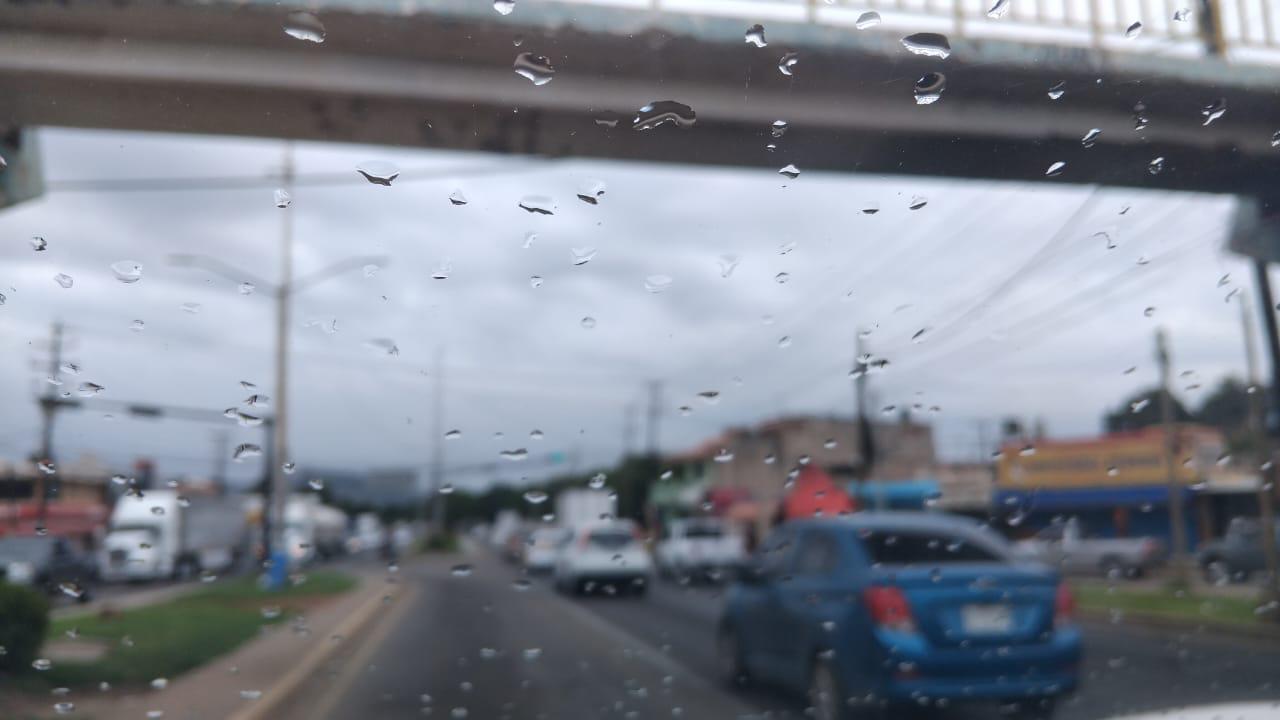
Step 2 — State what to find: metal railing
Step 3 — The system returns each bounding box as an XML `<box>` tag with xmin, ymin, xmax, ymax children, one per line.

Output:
<box><xmin>602</xmin><ymin>0</ymin><xmax>1279</xmax><ymax>60</ymax></box>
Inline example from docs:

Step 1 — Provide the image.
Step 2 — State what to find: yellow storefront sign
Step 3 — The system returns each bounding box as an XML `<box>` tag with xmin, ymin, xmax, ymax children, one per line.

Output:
<box><xmin>995</xmin><ymin>426</ymin><xmax>1223</xmax><ymax>490</ymax></box>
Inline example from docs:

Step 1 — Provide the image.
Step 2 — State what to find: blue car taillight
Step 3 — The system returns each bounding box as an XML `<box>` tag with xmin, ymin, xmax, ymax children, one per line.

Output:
<box><xmin>865</xmin><ymin>586</ymin><xmax>918</xmax><ymax>634</ymax></box>
<box><xmin>1054</xmin><ymin>583</ymin><xmax>1075</xmax><ymax>629</ymax></box>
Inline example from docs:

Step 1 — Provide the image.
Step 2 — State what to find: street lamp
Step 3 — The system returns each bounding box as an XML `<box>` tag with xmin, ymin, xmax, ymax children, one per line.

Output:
<box><xmin>167</xmin><ymin>147</ymin><xmax>389</xmax><ymax>580</ymax></box>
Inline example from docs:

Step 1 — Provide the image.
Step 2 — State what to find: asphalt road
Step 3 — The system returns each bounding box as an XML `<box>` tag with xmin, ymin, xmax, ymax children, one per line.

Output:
<box><xmin>276</xmin><ymin>551</ymin><xmax>1280</xmax><ymax>720</ymax></box>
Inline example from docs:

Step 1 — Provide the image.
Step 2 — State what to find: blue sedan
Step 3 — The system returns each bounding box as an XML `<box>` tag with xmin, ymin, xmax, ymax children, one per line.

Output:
<box><xmin>716</xmin><ymin>513</ymin><xmax>1081</xmax><ymax>719</ymax></box>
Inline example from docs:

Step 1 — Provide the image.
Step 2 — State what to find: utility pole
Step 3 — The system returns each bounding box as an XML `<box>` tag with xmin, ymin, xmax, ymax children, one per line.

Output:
<box><xmin>853</xmin><ymin>331</ymin><xmax>879</xmax><ymax>511</ymax></box>
<box><xmin>267</xmin><ymin>143</ymin><xmax>295</xmax><ymax>568</ymax></box>
<box><xmin>36</xmin><ymin>321</ymin><xmax>65</xmax><ymax>526</ymax></box>
<box><xmin>429</xmin><ymin>346</ymin><xmax>446</xmax><ymax>539</ymax></box>
<box><xmin>622</xmin><ymin>403</ymin><xmax>637</xmax><ymax>458</ymax></box>
<box><xmin>1245</xmin><ymin>270</ymin><xmax>1280</xmax><ymax>615</ymax></box>
<box><xmin>644</xmin><ymin>380</ymin><xmax>662</xmax><ymax>458</ymax></box>
<box><xmin>211</xmin><ymin>429</ymin><xmax>230</xmax><ymax>493</ymax></box>
<box><xmin>1156</xmin><ymin>328</ymin><xmax>1191</xmax><ymax>588</ymax></box>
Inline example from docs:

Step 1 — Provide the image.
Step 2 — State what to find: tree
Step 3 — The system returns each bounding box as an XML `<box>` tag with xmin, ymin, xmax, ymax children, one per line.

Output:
<box><xmin>1195</xmin><ymin>377</ymin><xmax>1252</xmax><ymax>433</ymax></box>
<box><xmin>1103</xmin><ymin>387</ymin><xmax>1191</xmax><ymax>433</ymax></box>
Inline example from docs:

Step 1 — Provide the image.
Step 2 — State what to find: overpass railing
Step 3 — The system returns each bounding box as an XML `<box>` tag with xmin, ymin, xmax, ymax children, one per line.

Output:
<box><xmin>587</xmin><ymin>0</ymin><xmax>1279</xmax><ymax>62</ymax></box>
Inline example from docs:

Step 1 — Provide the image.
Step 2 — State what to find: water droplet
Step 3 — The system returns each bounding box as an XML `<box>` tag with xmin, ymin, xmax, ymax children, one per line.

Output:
<box><xmin>644</xmin><ymin>275</ymin><xmax>673</xmax><ymax>293</ymax></box>
<box><xmin>283</xmin><ymin>12</ymin><xmax>326</xmax><ymax>43</ymax></box>
<box><xmin>54</xmin><ymin>273</ymin><xmax>74</xmax><ymax>289</ymax></box>
<box><xmin>1133</xmin><ymin>102</ymin><xmax>1150</xmax><ymax>131</ymax></box>
<box><xmin>181</xmin><ymin>302</ymin><xmax>202</xmax><ymax>314</ymax></box>
<box><xmin>522</xmin><ymin>648</ymin><xmax>542</xmax><ymax>661</ymax></box>
<box><xmin>576</xmin><ymin>178</ymin><xmax>607</xmax><ymax>205</ymax></box>
<box><xmin>908</xmin><ymin>196</ymin><xmax>928</xmax><ymax>210</ymax></box>
<box><xmin>431</xmin><ymin>259</ymin><xmax>453</xmax><ymax>280</ymax></box>
<box><xmin>512</xmin><ymin>578</ymin><xmax>532</xmax><ymax>591</ymax></box>
<box><xmin>529</xmin><ymin>275</ymin><xmax>543</xmax><ymax>289</ymax></box>
<box><xmin>777</xmin><ymin>335</ymin><xmax>792</xmax><ymax>348</ymax></box>
<box><xmin>717</xmin><ymin>254</ymin><xmax>740</xmax><ymax>278</ymax></box>
<box><xmin>854</xmin><ymin>10</ymin><xmax>881</xmax><ymax>29</ymax></box>
<box><xmin>594</xmin><ymin>111</ymin><xmax>622</xmax><ymax>128</ymax></box>
<box><xmin>239</xmin><ymin>281</ymin><xmax>257</xmax><ymax>295</ymax></box>
<box><xmin>518</xmin><ymin>196</ymin><xmax>554</xmax><ymax>215</ymax></box>
<box><xmin>987</xmin><ymin>0</ymin><xmax>1011</xmax><ymax>19</ymax></box>
<box><xmin>240</xmin><ymin>690</ymin><xmax>263</xmax><ymax>701</ymax></box>
<box><xmin>450</xmin><ymin>563</ymin><xmax>473</xmax><ymax>577</ymax></box>
<box><xmin>150</xmin><ymin>506</ymin><xmax>166</xmax><ymax>516</ymax></box>
<box><xmin>1018</xmin><ymin>444</ymin><xmax>1036</xmax><ymax>457</ymax></box>
<box><xmin>1143</xmin><ymin>306</ymin><xmax>1156</xmax><ymax>318</ymax></box>
<box><xmin>771</xmin><ymin>120</ymin><xmax>788</xmax><ymax>138</ymax></box>
<box><xmin>1045</xmin><ymin>161</ymin><xmax>1066</xmax><ymax>177</ymax></box>
<box><xmin>78</xmin><ymin>382</ymin><xmax>105</xmax><ymax>398</ymax></box>
<box><xmin>365</xmin><ymin>338</ymin><xmax>400</xmax><ymax>356</ymax></box>
<box><xmin>59</xmin><ymin>582</ymin><xmax>83</xmax><ymax>599</ymax></box>
<box><xmin>522</xmin><ymin>232</ymin><xmax>538</xmax><ymax>249</ymax></box>
<box><xmin>448</xmin><ymin>190</ymin><xmax>468</xmax><ymax>206</ymax></box>
<box><xmin>1131</xmin><ymin>398</ymin><xmax>1150</xmax><ymax>413</ymax></box>
<box><xmin>273</xmin><ymin>188</ymin><xmax>291</xmax><ymax>208</ymax></box>
<box><xmin>33</xmin><ymin>658</ymin><xmax>52</xmax><ymax>671</ymax></box>
<box><xmin>901</xmin><ymin>33</ymin><xmax>951</xmax><ymax>59</ymax></box>
<box><xmin>862</xmin><ymin>201</ymin><xmax>881</xmax><ymax>215</ymax></box>
<box><xmin>777</xmin><ymin>52</ymin><xmax>799</xmax><ymax>76</ymax></box>
<box><xmin>1271</xmin><ymin>131</ymin><xmax>1280</xmax><ymax>148</ymax></box>
<box><xmin>445</xmin><ymin>429</ymin><xmax>462</xmax><ymax>440</ymax></box>
<box><xmin>150</xmin><ymin>677</ymin><xmax>168</xmax><ymax>690</ymax></box>
<box><xmin>523</xmin><ymin>490</ymin><xmax>548</xmax><ymax>504</ymax></box>
<box><xmin>129</xmin><ymin>319</ymin><xmax>146</xmax><ymax>332</ymax></box>
<box><xmin>233</xmin><ymin>443</ymin><xmax>263</xmax><ymax>462</ymax></box>
<box><xmin>1124</xmin><ymin>21</ymin><xmax>1143</xmax><ymax>39</ymax></box>
<box><xmin>911</xmin><ymin>327</ymin><xmax>930</xmax><ymax>343</ymax></box>
<box><xmin>1201</xmin><ymin>98</ymin><xmax>1226</xmax><ymax>126</ymax></box>
<box><xmin>1148</xmin><ymin>156</ymin><xmax>1165</xmax><ymax>175</ymax></box>
<box><xmin>744</xmin><ymin>24</ymin><xmax>767</xmax><ymax>47</ymax></box>
<box><xmin>1047</xmin><ymin>82</ymin><xmax>1065</xmax><ymax>100</ymax></box>
<box><xmin>306</xmin><ymin>477</ymin><xmax>324</xmax><ymax>491</ymax></box>
<box><xmin>913</xmin><ymin>73</ymin><xmax>946</xmax><ymax>105</ymax></box>
<box><xmin>53</xmin><ymin>702</ymin><xmax>75</xmax><ymax>715</ymax></box>
<box><xmin>281</xmin><ymin>462</ymin><xmax>296</xmax><ymax>475</ymax></box>
<box><xmin>678</xmin><ymin>405</ymin><xmax>692</xmax><ymax>416</ymax></box>
<box><xmin>146</xmin><ymin>711</ymin><xmax>164</xmax><ymax>719</ymax></box>
<box><xmin>714</xmin><ymin>448</ymin><xmax>735</xmax><ymax>463</ymax></box>
<box><xmin>501</xmin><ymin>448</ymin><xmax>530</xmax><ymax>462</ymax></box>
<box><xmin>632</xmin><ymin>101</ymin><xmax>696</xmax><ymax>131</ymax></box>
<box><xmin>697</xmin><ymin>390</ymin><xmax>721</xmax><ymax>405</ymax></box>
<box><xmin>580</xmin><ymin>316</ymin><xmax>596</xmax><ymax>329</ymax></box>
<box><xmin>1173</xmin><ymin>8</ymin><xmax>1190</xmax><ymax>21</ymax></box>
<box><xmin>440</xmin><ymin>483</ymin><xmax>455</xmax><ymax>495</ymax></box>
<box><xmin>260</xmin><ymin>605</ymin><xmax>282</xmax><ymax>620</ymax></box>
<box><xmin>111</xmin><ymin>260</ymin><xmax>143</xmax><ymax>284</ymax></box>
<box><xmin>570</xmin><ymin>247</ymin><xmax>598</xmax><ymax>266</ymax></box>
<box><xmin>513</xmin><ymin>52</ymin><xmax>555</xmax><ymax>85</ymax></box>
<box><xmin>31</xmin><ymin>236</ymin><xmax>48</xmax><ymax>251</ymax></box>
<box><xmin>38</xmin><ymin>460</ymin><xmax>55</xmax><ymax>474</ymax></box>
<box><xmin>493</xmin><ymin>0</ymin><xmax>514</xmax><ymax>15</ymax></box>
<box><xmin>356</xmin><ymin>161</ymin><xmax>399</xmax><ymax>186</ymax></box>
<box><xmin>1082</xmin><ymin>128</ymin><xmax>1101</xmax><ymax>147</ymax></box>
<box><xmin>775</xmin><ymin>272</ymin><xmax>791</xmax><ymax>284</ymax></box>
<box><xmin>778</xmin><ymin>163</ymin><xmax>800</xmax><ymax>179</ymax></box>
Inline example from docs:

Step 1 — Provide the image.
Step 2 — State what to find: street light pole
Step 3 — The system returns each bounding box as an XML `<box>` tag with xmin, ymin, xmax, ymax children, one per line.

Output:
<box><xmin>1156</xmin><ymin>328</ymin><xmax>1191</xmax><ymax>588</ymax></box>
<box><xmin>269</xmin><ymin>143</ymin><xmax>295</xmax><ymax>570</ymax></box>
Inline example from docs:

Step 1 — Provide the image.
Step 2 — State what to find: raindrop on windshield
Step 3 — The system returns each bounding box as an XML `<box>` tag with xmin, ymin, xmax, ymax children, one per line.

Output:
<box><xmin>697</xmin><ymin>391</ymin><xmax>721</xmax><ymax>405</ymax></box>
<box><xmin>1143</xmin><ymin>306</ymin><xmax>1156</xmax><ymax>318</ymax></box>
<box><xmin>431</xmin><ymin>260</ymin><xmax>453</xmax><ymax>280</ymax></box>
<box><xmin>308</xmin><ymin>478</ymin><xmax>324</xmax><ymax>491</ymax></box>
<box><xmin>908</xmin><ymin>196</ymin><xmax>928</xmax><ymax>210</ymax></box>
<box><xmin>632</xmin><ymin>101</ymin><xmax>697</xmax><ymax>131</ymax></box>
<box><xmin>777</xmin><ymin>336</ymin><xmax>792</xmax><ymax>349</ymax></box>
<box><xmin>283</xmin><ymin>12</ymin><xmax>326</xmax><ymax>43</ymax></box>
<box><xmin>31</xmin><ymin>236</ymin><xmax>47</xmax><ymax>251</ymax></box>
<box><xmin>239</xmin><ymin>281</ymin><xmax>256</xmax><ymax>295</ymax></box>
<box><xmin>53</xmin><ymin>702</ymin><xmax>75</xmax><ymax>715</ymax></box>
<box><xmin>518</xmin><ymin>196</ymin><xmax>554</xmax><ymax>215</ymax></box>
<box><xmin>1045</xmin><ymin>161</ymin><xmax>1066</xmax><ymax>177</ymax></box>
<box><xmin>130</xmin><ymin>319</ymin><xmax>146</xmax><ymax>332</ymax></box>
<box><xmin>513</xmin><ymin>53</ymin><xmax>555</xmax><ymax>85</ymax></box>
<box><xmin>771</xmin><ymin>120</ymin><xmax>788</xmax><ymax>137</ymax></box>
<box><xmin>901</xmin><ymin>33</ymin><xmax>951</xmax><ymax>59</ymax></box>
<box><xmin>744</xmin><ymin>24</ymin><xmax>767</xmax><ymax>48</ymax></box>
<box><xmin>523</xmin><ymin>490</ymin><xmax>548</xmax><ymax>504</ymax></box>
<box><xmin>1148</xmin><ymin>156</ymin><xmax>1165</xmax><ymax>175</ymax></box>
<box><xmin>111</xmin><ymin>261</ymin><xmax>143</xmax><ymax>284</ymax></box>
<box><xmin>451</xmin><ymin>564</ymin><xmax>473</xmax><ymax>577</ymax></box>
<box><xmin>777</xmin><ymin>52</ymin><xmax>799</xmax><ymax>76</ymax></box>
<box><xmin>1124</xmin><ymin>21</ymin><xmax>1143</xmax><ymax>38</ymax></box>
<box><xmin>644</xmin><ymin>275</ymin><xmax>674</xmax><ymax>293</ymax></box>
<box><xmin>180</xmin><ymin>302</ymin><xmax>201</xmax><ymax>314</ymax></box>
<box><xmin>530</xmin><ymin>429</ymin><xmax>544</xmax><ymax>440</ymax></box>
<box><xmin>1173</xmin><ymin>8</ymin><xmax>1190</xmax><ymax>21</ymax></box>
<box><xmin>987</xmin><ymin>0</ymin><xmax>1010</xmax><ymax>19</ymax></box>
<box><xmin>54</xmin><ymin>273</ymin><xmax>73</xmax><ymax>289</ymax></box>
<box><xmin>717</xmin><ymin>255</ymin><xmax>740</xmax><ymax>278</ymax></box>
<box><xmin>233</xmin><ymin>443</ymin><xmax>263</xmax><ymax>462</ymax></box>
<box><xmin>775</xmin><ymin>272</ymin><xmax>791</xmax><ymax>284</ymax></box>
<box><xmin>283</xmin><ymin>462</ymin><xmax>296</xmax><ymax>474</ymax></box>
<box><xmin>78</xmin><ymin>382</ymin><xmax>105</xmax><ymax>398</ymax></box>
<box><xmin>448</xmin><ymin>190</ymin><xmax>468</xmax><ymax>206</ymax></box>
<box><xmin>33</xmin><ymin>658</ymin><xmax>52</xmax><ymax>671</ymax></box>
<box><xmin>570</xmin><ymin>247</ymin><xmax>598</xmax><ymax>266</ymax></box>
<box><xmin>529</xmin><ymin>275</ymin><xmax>543</xmax><ymax>289</ymax></box>
<box><xmin>501</xmin><ymin>448</ymin><xmax>530</xmax><ymax>461</ymax></box>
<box><xmin>356</xmin><ymin>161</ymin><xmax>399</xmax><ymax>186</ymax></box>
<box><xmin>440</xmin><ymin>484</ymin><xmax>455</xmax><ymax>495</ymax></box>
<box><xmin>1047</xmin><ymin>82</ymin><xmax>1065</xmax><ymax>100</ymax></box>
<box><xmin>854</xmin><ymin>11</ymin><xmax>881</xmax><ymax>29</ymax></box>
<box><xmin>577</xmin><ymin>179</ymin><xmax>606</xmax><ymax>204</ymax></box>
<box><xmin>366</xmin><ymin>338</ymin><xmax>400</xmax><ymax>356</ymax></box>
<box><xmin>273</xmin><ymin>188</ymin><xmax>291</xmax><ymax>208</ymax></box>
<box><xmin>913</xmin><ymin>73</ymin><xmax>946</xmax><ymax>105</ymax></box>
<box><xmin>1082</xmin><ymin>128</ymin><xmax>1101</xmax><ymax>147</ymax></box>
<box><xmin>714</xmin><ymin>449</ymin><xmax>735</xmax><ymax>463</ymax></box>
<box><xmin>445</xmin><ymin>429</ymin><xmax>462</xmax><ymax>440</ymax></box>
<box><xmin>862</xmin><ymin>201</ymin><xmax>880</xmax><ymax>214</ymax></box>
<box><xmin>1271</xmin><ymin>131</ymin><xmax>1280</xmax><ymax>148</ymax></box>
<box><xmin>778</xmin><ymin>164</ymin><xmax>800</xmax><ymax>179</ymax></box>
<box><xmin>580</xmin><ymin>316</ymin><xmax>597</xmax><ymax>329</ymax></box>
<box><xmin>1201</xmin><ymin>98</ymin><xmax>1226</xmax><ymax>126</ymax></box>
<box><xmin>493</xmin><ymin>0</ymin><xmax>514</xmax><ymax>15</ymax></box>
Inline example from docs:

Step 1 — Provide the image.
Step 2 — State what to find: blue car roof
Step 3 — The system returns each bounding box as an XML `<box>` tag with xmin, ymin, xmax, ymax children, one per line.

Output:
<box><xmin>784</xmin><ymin>511</ymin><xmax>986</xmax><ymax>534</ymax></box>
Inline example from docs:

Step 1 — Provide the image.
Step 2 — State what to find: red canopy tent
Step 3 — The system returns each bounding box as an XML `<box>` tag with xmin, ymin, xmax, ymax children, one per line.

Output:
<box><xmin>782</xmin><ymin>465</ymin><xmax>857</xmax><ymax>520</ymax></box>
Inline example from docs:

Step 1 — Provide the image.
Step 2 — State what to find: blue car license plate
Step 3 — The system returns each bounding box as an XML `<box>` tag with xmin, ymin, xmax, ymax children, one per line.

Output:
<box><xmin>961</xmin><ymin>604</ymin><xmax>1013</xmax><ymax>634</ymax></box>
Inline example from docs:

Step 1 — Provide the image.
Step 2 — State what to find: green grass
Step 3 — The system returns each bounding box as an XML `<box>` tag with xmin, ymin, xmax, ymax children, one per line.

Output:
<box><xmin>28</xmin><ymin>570</ymin><xmax>356</xmax><ymax>689</ymax></box>
<box><xmin>1073</xmin><ymin>581</ymin><xmax>1267</xmax><ymax>627</ymax></box>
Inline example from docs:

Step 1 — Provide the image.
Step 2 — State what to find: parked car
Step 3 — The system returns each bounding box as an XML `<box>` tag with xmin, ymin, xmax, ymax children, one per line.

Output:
<box><xmin>1013</xmin><ymin>517</ymin><xmax>1165</xmax><ymax>579</ymax></box>
<box><xmin>523</xmin><ymin>526</ymin><xmax>571</xmax><ymax>573</ymax></box>
<box><xmin>655</xmin><ymin>517</ymin><xmax>746</xmax><ymax>582</ymax></box>
<box><xmin>503</xmin><ymin>526</ymin><xmax>532</xmax><ymax>564</ymax></box>
<box><xmin>717</xmin><ymin>513</ymin><xmax>1080</xmax><ymax>720</ymax></box>
<box><xmin>553</xmin><ymin>520</ymin><xmax>653</xmax><ymax>596</ymax></box>
<box><xmin>1198</xmin><ymin>517</ymin><xmax>1280</xmax><ymax>584</ymax></box>
<box><xmin>0</xmin><ymin>535</ymin><xmax>97</xmax><ymax>602</ymax></box>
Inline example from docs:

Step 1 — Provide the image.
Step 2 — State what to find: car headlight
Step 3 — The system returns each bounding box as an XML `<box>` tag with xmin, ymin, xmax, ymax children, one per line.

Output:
<box><xmin>6</xmin><ymin>561</ymin><xmax>35</xmax><ymax>585</ymax></box>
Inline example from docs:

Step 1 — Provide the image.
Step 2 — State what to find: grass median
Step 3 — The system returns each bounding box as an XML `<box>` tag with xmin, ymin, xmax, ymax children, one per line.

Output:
<box><xmin>29</xmin><ymin>570</ymin><xmax>356</xmax><ymax>690</ymax></box>
<box><xmin>1072</xmin><ymin>580</ymin><xmax>1268</xmax><ymax>627</ymax></box>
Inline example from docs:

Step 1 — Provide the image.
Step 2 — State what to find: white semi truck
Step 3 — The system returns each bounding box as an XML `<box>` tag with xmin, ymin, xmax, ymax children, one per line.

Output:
<box><xmin>99</xmin><ymin>490</ymin><xmax>249</xmax><ymax>582</ymax></box>
<box><xmin>283</xmin><ymin>495</ymin><xmax>347</xmax><ymax>565</ymax></box>
<box><xmin>555</xmin><ymin>489</ymin><xmax>618</xmax><ymax>529</ymax></box>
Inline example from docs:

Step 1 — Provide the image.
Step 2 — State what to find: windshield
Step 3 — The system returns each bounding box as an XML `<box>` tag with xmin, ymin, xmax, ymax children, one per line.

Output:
<box><xmin>5</xmin><ymin>1</ymin><xmax>1280</xmax><ymax>718</ymax></box>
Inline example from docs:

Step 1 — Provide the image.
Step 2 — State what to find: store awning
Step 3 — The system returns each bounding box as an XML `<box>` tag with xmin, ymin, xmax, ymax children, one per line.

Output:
<box><xmin>994</xmin><ymin>486</ymin><xmax>1196</xmax><ymax>511</ymax></box>
<box><xmin>784</xmin><ymin>466</ymin><xmax>856</xmax><ymax>519</ymax></box>
<box><xmin>848</xmin><ymin>479</ymin><xmax>940</xmax><ymax>507</ymax></box>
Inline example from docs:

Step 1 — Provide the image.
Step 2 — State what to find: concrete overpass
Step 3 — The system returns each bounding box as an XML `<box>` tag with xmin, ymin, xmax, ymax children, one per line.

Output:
<box><xmin>2</xmin><ymin>0</ymin><xmax>1279</xmax><ymax>194</ymax></box>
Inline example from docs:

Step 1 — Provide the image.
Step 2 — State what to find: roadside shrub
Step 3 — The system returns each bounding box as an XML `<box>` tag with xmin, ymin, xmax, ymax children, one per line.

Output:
<box><xmin>0</xmin><ymin>582</ymin><xmax>50</xmax><ymax>674</ymax></box>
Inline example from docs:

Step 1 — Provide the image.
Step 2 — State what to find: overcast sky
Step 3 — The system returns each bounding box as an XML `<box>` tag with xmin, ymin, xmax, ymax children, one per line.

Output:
<box><xmin>0</xmin><ymin>127</ymin><xmax>1260</xmax><ymax>492</ymax></box>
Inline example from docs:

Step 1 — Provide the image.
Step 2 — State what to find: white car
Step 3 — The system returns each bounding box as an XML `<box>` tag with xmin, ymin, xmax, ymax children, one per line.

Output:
<box><xmin>1106</xmin><ymin>704</ymin><xmax>1275</xmax><ymax>720</ymax></box>
<box><xmin>522</xmin><ymin>527</ymin><xmax>571</xmax><ymax>573</ymax></box>
<box><xmin>654</xmin><ymin>517</ymin><xmax>745</xmax><ymax>582</ymax></box>
<box><xmin>553</xmin><ymin>521</ymin><xmax>653</xmax><ymax>596</ymax></box>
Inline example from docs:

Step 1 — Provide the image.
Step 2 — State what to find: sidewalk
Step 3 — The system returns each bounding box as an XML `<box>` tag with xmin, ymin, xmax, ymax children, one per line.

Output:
<box><xmin>13</xmin><ymin>562</ymin><xmax>399</xmax><ymax>720</ymax></box>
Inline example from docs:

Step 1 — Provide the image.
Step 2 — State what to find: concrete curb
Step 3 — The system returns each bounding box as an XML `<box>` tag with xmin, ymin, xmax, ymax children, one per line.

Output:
<box><xmin>227</xmin><ymin>581</ymin><xmax>398</xmax><ymax>720</ymax></box>
<box><xmin>1079</xmin><ymin>608</ymin><xmax>1280</xmax><ymax>644</ymax></box>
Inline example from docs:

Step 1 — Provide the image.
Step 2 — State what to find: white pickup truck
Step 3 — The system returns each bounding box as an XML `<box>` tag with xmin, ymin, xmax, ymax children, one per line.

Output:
<box><xmin>654</xmin><ymin>517</ymin><xmax>745</xmax><ymax>582</ymax></box>
<box><xmin>1013</xmin><ymin>517</ymin><xmax>1166</xmax><ymax>579</ymax></box>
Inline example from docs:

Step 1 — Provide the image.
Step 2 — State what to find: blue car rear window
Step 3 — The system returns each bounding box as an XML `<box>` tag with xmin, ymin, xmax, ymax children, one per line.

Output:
<box><xmin>857</xmin><ymin>529</ymin><xmax>1009</xmax><ymax>566</ymax></box>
